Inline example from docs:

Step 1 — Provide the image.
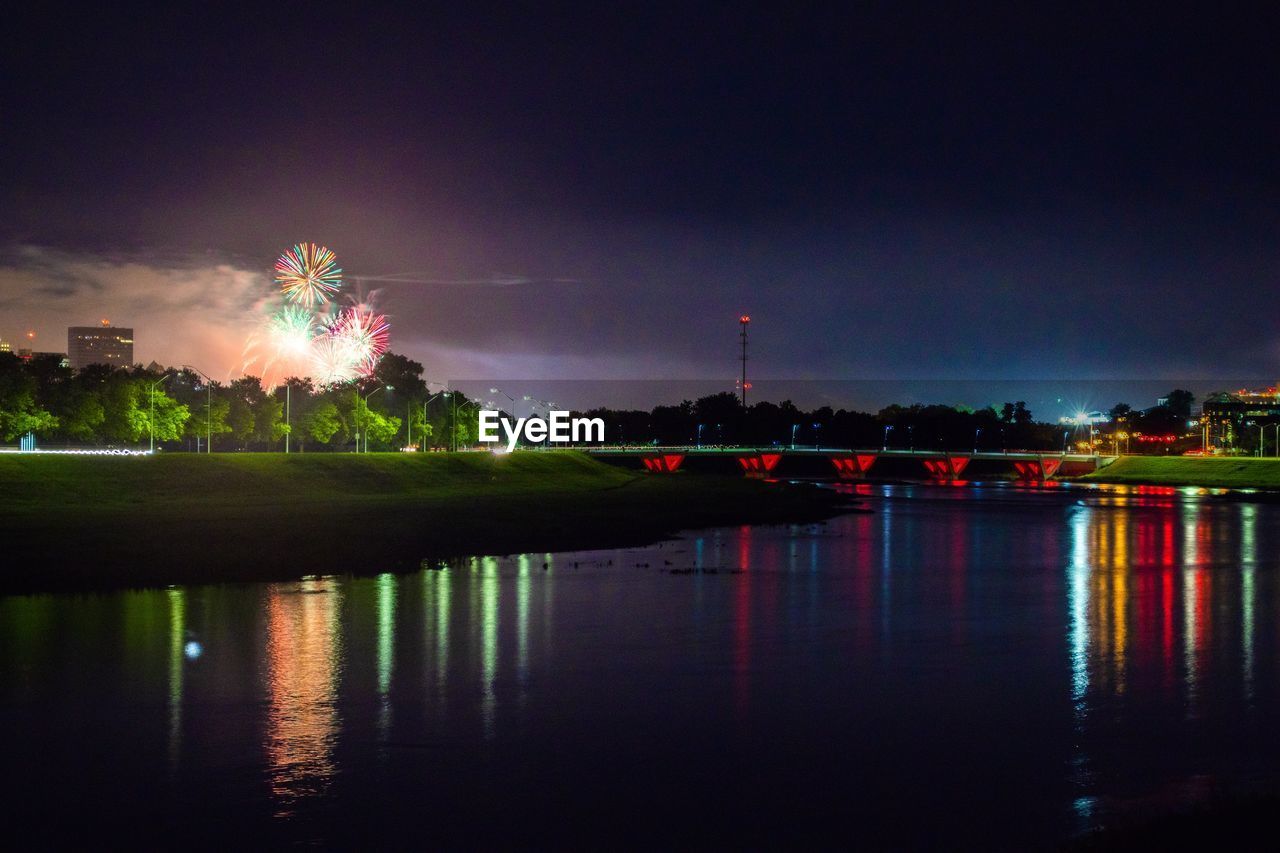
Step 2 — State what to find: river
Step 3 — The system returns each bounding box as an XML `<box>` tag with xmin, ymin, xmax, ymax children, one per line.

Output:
<box><xmin>4</xmin><ymin>482</ymin><xmax>1278</xmax><ymax>847</ymax></box>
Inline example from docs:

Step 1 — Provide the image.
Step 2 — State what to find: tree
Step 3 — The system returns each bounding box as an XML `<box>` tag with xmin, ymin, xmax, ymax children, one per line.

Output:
<box><xmin>362</xmin><ymin>408</ymin><xmax>402</xmax><ymax>448</ymax></box>
<box><xmin>651</xmin><ymin>401</ymin><xmax>695</xmax><ymax>445</ymax></box>
<box><xmin>1164</xmin><ymin>389</ymin><xmax>1195</xmax><ymax>420</ymax></box>
<box><xmin>300</xmin><ymin>401</ymin><xmax>343</xmax><ymax>446</ymax></box>
<box><xmin>1000</xmin><ymin>401</ymin><xmax>1033</xmax><ymax>425</ymax></box>
<box><xmin>253</xmin><ymin>392</ymin><xmax>285</xmax><ymax>444</ymax></box>
<box><xmin>146</xmin><ymin>387</ymin><xmax>190</xmax><ymax>442</ymax></box>
<box><xmin>99</xmin><ymin>374</ymin><xmax>147</xmax><ymax>442</ymax></box>
<box><xmin>693</xmin><ymin>392</ymin><xmax>743</xmax><ymax>444</ymax></box>
<box><xmin>0</xmin><ymin>361</ymin><xmax>58</xmax><ymax>441</ymax></box>
<box><xmin>55</xmin><ymin>380</ymin><xmax>106</xmax><ymax>442</ymax></box>
<box><xmin>1109</xmin><ymin>403</ymin><xmax>1132</xmax><ymax>421</ymax></box>
<box><xmin>373</xmin><ymin>353</ymin><xmax>427</xmax><ymax>400</ymax></box>
<box><xmin>185</xmin><ymin>395</ymin><xmax>232</xmax><ymax>447</ymax></box>
<box><xmin>224</xmin><ymin>376</ymin><xmax>283</xmax><ymax>447</ymax></box>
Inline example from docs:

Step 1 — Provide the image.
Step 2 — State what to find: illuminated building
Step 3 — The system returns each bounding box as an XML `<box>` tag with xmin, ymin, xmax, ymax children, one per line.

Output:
<box><xmin>67</xmin><ymin>320</ymin><xmax>134</xmax><ymax>370</ymax></box>
<box><xmin>1200</xmin><ymin>387</ymin><xmax>1280</xmax><ymax>451</ymax></box>
<box><xmin>14</xmin><ymin>348</ymin><xmax>70</xmax><ymax>367</ymax></box>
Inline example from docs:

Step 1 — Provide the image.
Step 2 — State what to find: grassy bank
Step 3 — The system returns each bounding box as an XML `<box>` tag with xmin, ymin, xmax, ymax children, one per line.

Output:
<box><xmin>0</xmin><ymin>451</ymin><xmax>851</xmax><ymax>592</ymax></box>
<box><xmin>1080</xmin><ymin>455</ymin><xmax>1280</xmax><ymax>489</ymax></box>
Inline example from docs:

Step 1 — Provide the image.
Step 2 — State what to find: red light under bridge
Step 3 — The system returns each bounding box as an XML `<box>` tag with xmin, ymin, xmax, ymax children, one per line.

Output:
<box><xmin>1012</xmin><ymin>458</ymin><xmax>1062</xmax><ymax>481</ymax></box>
<box><xmin>737</xmin><ymin>452</ymin><xmax>783</xmax><ymax>477</ymax></box>
<box><xmin>641</xmin><ymin>453</ymin><xmax>686</xmax><ymax>473</ymax></box>
<box><xmin>829</xmin><ymin>453</ymin><xmax>879</xmax><ymax>479</ymax></box>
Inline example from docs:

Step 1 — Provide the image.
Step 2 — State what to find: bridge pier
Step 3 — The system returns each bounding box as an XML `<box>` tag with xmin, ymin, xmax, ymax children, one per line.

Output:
<box><xmin>642</xmin><ymin>453</ymin><xmax>686</xmax><ymax>473</ymax></box>
<box><xmin>829</xmin><ymin>453</ymin><xmax>878</xmax><ymax>479</ymax></box>
<box><xmin>922</xmin><ymin>455</ymin><xmax>970</xmax><ymax>480</ymax></box>
<box><xmin>1012</xmin><ymin>456</ymin><xmax>1063</xmax><ymax>482</ymax></box>
<box><xmin>737</xmin><ymin>452</ymin><xmax>783</xmax><ymax>477</ymax></box>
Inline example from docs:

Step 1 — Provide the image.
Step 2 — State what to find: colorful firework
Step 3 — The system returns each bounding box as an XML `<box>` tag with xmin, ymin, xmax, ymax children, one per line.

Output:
<box><xmin>240</xmin><ymin>245</ymin><xmax>390</xmax><ymax>388</ymax></box>
<box><xmin>329</xmin><ymin>306</ymin><xmax>391</xmax><ymax>377</ymax></box>
<box><xmin>308</xmin><ymin>332</ymin><xmax>359</xmax><ymax>385</ymax></box>
<box><xmin>268</xmin><ymin>304</ymin><xmax>318</xmax><ymax>357</ymax></box>
<box><xmin>274</xmin><ymin>243</ymin><xmax>343</xmax><ymax>306</ymax></box>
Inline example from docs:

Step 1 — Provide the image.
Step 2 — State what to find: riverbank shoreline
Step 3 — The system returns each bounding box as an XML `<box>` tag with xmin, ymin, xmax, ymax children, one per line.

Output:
<box><xmin>0</xmin><ymin>451</ymin><xmax>856</xmax><ymax>594</ymax></box>
<box><xmin>1077</xmin><ymin>455</ymin><xmax>1280</xmax><ymax>490</ymax></box>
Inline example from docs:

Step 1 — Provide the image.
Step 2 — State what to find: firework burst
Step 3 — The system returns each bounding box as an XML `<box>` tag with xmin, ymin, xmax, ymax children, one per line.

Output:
<box><xmin>330</xmin><ymin>306</ymin><xmax>391</xmax><ymax>376</ymax></box>
<box><xmin>275</xmin><ymin>243</ymin><xmax>343</xmax><ymax>306</ymax></box>
<box><xmin>308</xmin><ymin>332</ymin><xmax>359</xmax><ymax>385</ymax></box>
<box><xmin>241</xmin><ymin>245</ymin><xmax>390</xmax><ymax>388</ymax></box>
<box><xmin>268</xmin><ymin>304</ymin><xmax>318</xmax><ymax>357</ymax></box>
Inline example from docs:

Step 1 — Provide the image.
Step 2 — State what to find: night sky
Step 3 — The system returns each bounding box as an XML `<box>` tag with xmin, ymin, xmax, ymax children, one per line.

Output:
<box><xmin>3</xmin><ymin>5</ymin><xmax>1279</xmax><ymax>403</ymax></box>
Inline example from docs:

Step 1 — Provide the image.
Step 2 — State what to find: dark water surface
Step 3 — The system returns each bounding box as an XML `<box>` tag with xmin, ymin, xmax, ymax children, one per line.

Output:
<box><xmin>6</xmin><ymin>483</ymin><xmax>1280</xmax><ymax>847</ymax></box>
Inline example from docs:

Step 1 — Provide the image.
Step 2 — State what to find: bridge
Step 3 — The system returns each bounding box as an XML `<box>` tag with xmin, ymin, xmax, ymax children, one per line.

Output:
<box><xmin>586</xmin><ymin>446</ymin><xmax>1111</xmax><ymax>481</ymax></box>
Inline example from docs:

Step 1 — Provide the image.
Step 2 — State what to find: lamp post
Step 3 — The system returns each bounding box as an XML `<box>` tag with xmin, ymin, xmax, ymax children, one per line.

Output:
<box><xmin>284</xmin><ymin>383</ymin><xmax>291</xmax><ymax>454</ymax></box>
<box><xmin>490</xmin><ymin>387</ymin><xmax>515</xmax><ymax>417</ymax></box>
<box><xmin>361</xmin><ymin>385</ymin><xmax>391</xmax><ymax>453</ymax></box>
<box><xmin>883</xmin><ymin>424</ymin><xmax>893</xmax><ymax>451</ymax></box>
<box><xmin>149</xmin><ymin>373</ymin><xmax>173</xmax><ymax>453</ymax></box>
<box><xmin>974</xmin><ymin>428</ymin><xmax>982</xmax><ymax>454</ymax></box>
<box><xmin>182</xmin><ymin>365</ymin><xmax>214</xmax><ymax>454</ymax></box>
<box><xmin>423</xmin><ymin>390</ymin><xmax>450</xmax><ymax>451</ymax></box>
<box><xmin>522</xmin><ymin>396</ymin><xmax>556</xmax><ymax>447</ymax></box>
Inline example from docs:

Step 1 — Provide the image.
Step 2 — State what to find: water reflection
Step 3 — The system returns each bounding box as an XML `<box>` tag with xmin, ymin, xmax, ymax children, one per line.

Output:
<box><xmin>376</xmin><ymin>572</ymin><xmax>396</xmax><ymax>736</ymax></box>
<box><xmin>5</xmin><ymin>483</ymin><xmax>1280</xmax><ymax>846</ymax></box>
<box><xmin>167</xmin><ymin>587</ymin><xmax>184</xmax><ymax>771</ymax></box>
<box><xmin>479</xmin><ymin>556</ymin><xmax>499</xmax><ymax>738</ymax></box>
<box><xmin>264</xmin><ymin>577</ymin><xmax>343</xmax><ymax>817</ymax></box>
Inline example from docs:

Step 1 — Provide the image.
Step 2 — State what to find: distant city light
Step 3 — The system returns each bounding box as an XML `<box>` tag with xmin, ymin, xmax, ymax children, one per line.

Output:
<box><xmin>184</xmin><ymin>641</ymin><xmax>203</xmax><ymax>660</ymax></box>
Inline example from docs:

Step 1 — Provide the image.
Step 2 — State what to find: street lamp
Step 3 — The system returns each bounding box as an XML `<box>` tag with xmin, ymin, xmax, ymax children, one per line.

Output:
<box><xmin>361</xmin><ymin>385</ymin><xmax>391</xmax><ymax>453</ymax></box>
<box><xmin>490</xmin><ymin>387</ymin><xmax>515</xmax><ymax>417</ymax></box>
<box><xmin>149</xmin><ymin>373</ymin><xmax>173</xmax><ymax>453</ymax></box>
<box><xmin>883</xmin><ymin>424</ymin><xmax>893</xmax><ymax>451</ymax></box>
<box><xmin>283</xmin><ymin>382</ymin><xmax>292</xmax><ymax>454</ymax></box>
<box><xmin>181</xmin><ymin>365</ymin><xmax>214</xmax><ymax>454</ymax></box>
<box><xmin>974</xmin><ymin>428</ymin><xmax>982</xmax><ymax>454</ymax></box>
<box><xmin>421</xmin><ymin>390</ymin><xmax>450</xmax><ymax>451</ymax></box>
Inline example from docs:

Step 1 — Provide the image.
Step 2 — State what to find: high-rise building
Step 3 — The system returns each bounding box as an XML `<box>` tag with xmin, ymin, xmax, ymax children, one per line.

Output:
<box><xmin>67</xmin><ymin>321</ymin><xmax>134</xmax><ymax>370</ymax></box>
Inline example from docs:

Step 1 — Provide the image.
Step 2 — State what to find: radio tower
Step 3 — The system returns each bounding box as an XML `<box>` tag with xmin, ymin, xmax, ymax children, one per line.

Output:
<box><xmin>739</xmin><ymin>314</ymin><xmax>751</xmax><ymax>407</ymax></box>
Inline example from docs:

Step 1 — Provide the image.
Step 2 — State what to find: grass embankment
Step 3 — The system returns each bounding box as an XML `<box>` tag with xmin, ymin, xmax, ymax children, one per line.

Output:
<box><xmin>1081</xmin><ymin>455</ymin><xmax>1280</xmax><ymax>489</ymax></box>
<box><xmin>0</xmin><ymin>451</ymin><xmax>851</xmax><ymax>592</ymax></box>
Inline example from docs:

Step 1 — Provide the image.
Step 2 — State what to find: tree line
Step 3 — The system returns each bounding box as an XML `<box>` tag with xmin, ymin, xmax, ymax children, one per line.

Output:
<box><xmin>0</xmin><ymin>351</ymin><xmax>479</xmax><ymax>451</ymax></box>
<box><xmin>1</xmin><ymin>349</ymin><xmax>1199</xmax><ymax>453</ymax></box>
<box><xmin>582</xmin><ymin>393</ymin><xmax>1075</xmax><ymax>450</ymax></box>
